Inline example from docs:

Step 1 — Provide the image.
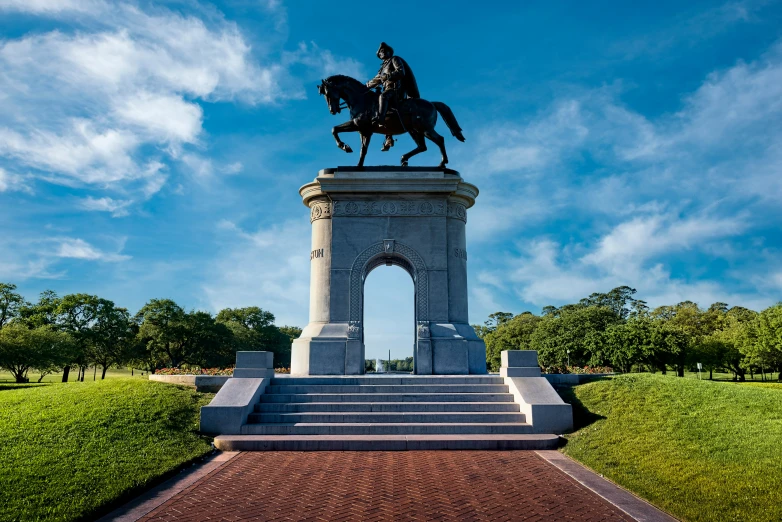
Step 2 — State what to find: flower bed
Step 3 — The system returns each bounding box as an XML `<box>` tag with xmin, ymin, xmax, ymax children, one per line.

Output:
<box><xmin>149</xmin><ymin>374</ymin><xmax>231</xmax><ymax>392</ymax></box>
<box><xmin>542</xmin><ymin>366</ymin><xmax>616</xmax><ymax>386</ymax></box>
<box><xmin>542</xmin><ymin>365</ymin><xmax>614</xmax><ymax>375</ymax></box>
<box><xmin>155</xmin><ymin>367</ymin><xmax>234</xmax><ymax>376</ymax></box>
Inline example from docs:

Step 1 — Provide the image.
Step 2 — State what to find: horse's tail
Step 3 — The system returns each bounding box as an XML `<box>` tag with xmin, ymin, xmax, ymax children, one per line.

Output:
<box><xmin>432</xmin><ymin>101</ymin><xmax>465</xmax><ymax>142</ymax></box>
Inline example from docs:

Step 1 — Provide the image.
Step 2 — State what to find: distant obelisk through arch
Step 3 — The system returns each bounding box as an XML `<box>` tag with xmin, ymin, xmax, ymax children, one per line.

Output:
<box><xmin>291</xmin><ymin>167</ymin><xmax>487</xmax><ymax>375</ymax></box>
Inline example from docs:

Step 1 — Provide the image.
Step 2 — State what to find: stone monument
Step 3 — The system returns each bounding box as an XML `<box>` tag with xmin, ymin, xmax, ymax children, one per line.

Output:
<box><xmin>291</xmin><ymin>166</ymin><xmax>487</xmax><ymax>375</ymax></box>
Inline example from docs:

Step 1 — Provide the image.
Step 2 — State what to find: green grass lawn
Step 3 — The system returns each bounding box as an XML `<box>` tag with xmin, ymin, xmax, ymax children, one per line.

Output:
<box><xmin>0</xmin><ymin>367</ymin><xmax>149</xmax><ymax>383</ymax></box>
<box><xmin>560</xmin><ymin>374</ymin><xmax>782</xmax><ymax>522</ymax></box>
<box><xmin>0</xmin><ymin>379</ymin><xmax>214</xmax><ymax>522</ymax></box>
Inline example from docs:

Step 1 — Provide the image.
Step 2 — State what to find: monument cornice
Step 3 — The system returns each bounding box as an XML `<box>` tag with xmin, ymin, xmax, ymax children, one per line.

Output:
<box><xmin>299</xmin><ymin>167</ymin><xmax>479</xmax><ymax>209</ymax></box>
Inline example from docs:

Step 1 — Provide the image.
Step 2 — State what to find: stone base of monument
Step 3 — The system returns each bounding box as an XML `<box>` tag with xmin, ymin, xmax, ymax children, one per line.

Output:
<box><xmin>203</xmin><ymin>350</ymin><xmax>572</xmax><ymax>451</ymax></box>
<box><xmin>290</xmin><ymin>167</ymin><xmax>488</xmax><ymax>376</ymax></box>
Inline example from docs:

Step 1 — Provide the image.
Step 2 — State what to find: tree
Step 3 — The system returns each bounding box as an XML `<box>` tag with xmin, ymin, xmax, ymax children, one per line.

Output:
<box><xmin>90</xmin><ymin>304</ymin><xmax>133</xmax><ymax>379</ymax></box>
<box><xmin>0</xmin><ymin>282</ymin><xmax>25</xmax><ymax>328</ymax></box>
<box><xmin>135</xmin><ymin>299</ymin><xmax>187</xmax><ymax>369</ymax></box>
<box><xmin>742</xmin><ymin>303</ymin><xmax>782</xmax><ymax>381</ymax></box>
<box><xmin>651</xmin><ymin>301</ymin><xmax>710</xmax><ymax>377</ymax></box>
<box><xmin>0</xmin><ymin>324</ymin><xmax>74</xmax><ymax>383</ymax></box>
<box><xmin>483</xmin><ymin>312</ymin><xmax>542</xmax><ymax>372</ymax></box>
<box><xmin>530</xmin><ymin>305</ymin><xmax>620</xmax><ymax>368</ymax></box>
<box><xmin>18</xmin><ymin>290</ymin><xmax>61</xmax><ymax>329</ymax></box>
<box><xmin>216</xmin><ymin>307</ymin><xmax>291</xmax><ymax>368</ymax></box>
<box><xmin>178</xmin><ymin>311</ymin><xmax>233</xmax><ymax>368</ymax></box>
<box><xmin>55</xmin><ymin>293</ymin><xmax>105</xmax><ymax>382</ymax></box>
<box><xmin>603</xmin><ymin>317</ymin><xmax>658</xmax><ymax>373</ymax></box>
<box><xmin>579</xmin><ymin>286</ymin><xmax>647</xmax><ymax>320</ymax></box>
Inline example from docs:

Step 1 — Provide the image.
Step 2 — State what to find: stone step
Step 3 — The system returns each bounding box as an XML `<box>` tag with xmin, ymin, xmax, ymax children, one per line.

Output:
<box><xmin>269</xmin><ymin>376</ymin><xmax>505</xmax><ymax>386</ymax></box>
<box><xmin>266</xmin><ymin>384</ymin><xmax>509</xmax><ymax>395</ymax></box>
<box><xmin>241</xmin><ymin>422</ymin><xmax>534</xmax><ymax>436</ymax></box>
<box><xmin>259</xmin><ymin>393</ymin><xmax>515</xmax><ymax>403</ymax></box>
<box><xmin>214</xmin><ymin>434</ymin><xmax>560</xmax><ymax>451</ymax></box>
<box><xmin>256</xmin><ymin>402</ymin><xmax>521</xmax><ymax>413</ymax></box>
<box><xmin>248</xmin><ymin>412</ymin><xmax>526</xmax><ymax>424</ymax></box>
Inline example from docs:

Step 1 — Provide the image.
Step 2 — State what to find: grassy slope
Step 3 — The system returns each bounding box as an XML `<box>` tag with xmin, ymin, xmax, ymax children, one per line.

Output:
<box><xmin>560</xmin><ymin>374</ymin><xmax>782</xmax><ymax>522</ymax></box>
<box><xmin>0</xmin><ymin>380</ymin><xmax>214</xmax><ymax>522</ymax></box>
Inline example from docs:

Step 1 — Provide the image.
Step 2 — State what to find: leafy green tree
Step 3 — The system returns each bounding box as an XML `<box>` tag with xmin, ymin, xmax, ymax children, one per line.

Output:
<box><xmin>180</xmin><ymin>311</ymin><xmax>234</xmax><ymax>368</ymax></box>
<box><xmin>18</xmin><ymin>290</ymin><xmax>61</xmax><ymax>329</ymax></box>
<box><xmin>0</xmin><ymin>282</ymin><xmax>25</xmax><ymax>328</ymax></box>
<box><xmin>135</xmin><ymin>299</ymin><xmax>187</xmax><ymax>369</ymax></box>
<box><xmin>741</xmin><ymin>303</ymin><xmax>782</xmax><ymax>381</ymax></box>
<box><xmin>216</xmin><ymin>307</ymin><xmax>291</xmax><ymax>367</ymax></box>
<box><xmin>55</xmin><ymin>293</ymin><xmax>105</xmax><ymax>382</ymax></box>
<box><xmin>651</xmin><ymin>301</ymin><xmax>709</xmax><ymax>377</ymax></box>
<box><xmin>579</xmin><ymin>286</ymin><xmax>647</xmax><ymax>320</ymax></box>
<box><xmin>89</xmin><ymin>304</ymin><xmax>134</xmax><ymax>379</ymax></box>
<box><xmin>0</xmin><ymin>324</ymin><xmax>74</xmax><ymax>383</ymax></box>
<box><xmin>530</xmin><ymin>305</ymin><xmax>620</xmax><ymax>368</ymax></box>
<box><xmin>483</xmin><ymin>312</ymin><xmax>542</xmax><ymax>371</ymax></box>
<box><xmin>603</xmin><ymin>316</ymin><xmax>656</xmax><ymax>373</ymax></box>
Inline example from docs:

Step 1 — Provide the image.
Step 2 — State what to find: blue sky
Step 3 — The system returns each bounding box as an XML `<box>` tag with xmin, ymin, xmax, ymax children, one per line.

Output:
<box><xmin>1</xmin><ymin>0</ymin><xmax>781</xmax><ymax>360</ymax></box>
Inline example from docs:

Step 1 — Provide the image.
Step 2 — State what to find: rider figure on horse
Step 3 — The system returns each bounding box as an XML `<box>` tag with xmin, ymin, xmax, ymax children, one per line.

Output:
<box><xmin>366</xmin><ymin>42</ymin><xmax>419</xmax><ymax>152</ymax></box>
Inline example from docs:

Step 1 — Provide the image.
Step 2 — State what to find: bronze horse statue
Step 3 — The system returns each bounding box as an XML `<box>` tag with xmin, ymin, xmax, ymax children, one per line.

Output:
<box><xmin>318</xmin><ymin>75</ymin><xmax>465</xmax><ymax>168</ymax></box>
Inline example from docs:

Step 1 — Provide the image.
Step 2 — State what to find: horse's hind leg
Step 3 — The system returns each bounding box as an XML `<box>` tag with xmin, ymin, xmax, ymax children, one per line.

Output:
<box><xmin>424</xmin><ymin>128</ymin><xmax>448</xmax><ymax>168</ymax></box>
<box><xmin>401</xmin><ymin>130</ymin><xmax>427</xmax><ymax>167</ymax></box>
<box><xmin>358</xmin><ymin>132</ymin><xmax>372</xmax><ymax>167</ymax></box>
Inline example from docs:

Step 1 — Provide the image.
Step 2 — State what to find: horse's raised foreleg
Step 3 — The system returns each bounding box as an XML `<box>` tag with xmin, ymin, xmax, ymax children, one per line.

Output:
<box><xmin>358</xmin><ymin>132</ymin><xmax>373</xmax><ymax>167</ymax></box>
<box><xmin>424</xmin><ymin>128</ymin><xmax>448</xmax><ymax>169</ymax></box>
<box><xmin>400</xmin><ymin>130</ymin><xmax>427</xmax><ymax>167</ymax></box>
<box><xmin>332</xmin><ymin>121</ymin><xmax>357</xmax><ymax>153</ymax></box>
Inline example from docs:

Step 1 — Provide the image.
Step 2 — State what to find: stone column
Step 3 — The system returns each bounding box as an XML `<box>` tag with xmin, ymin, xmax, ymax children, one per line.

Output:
<box><xmin>307</xmin><ymin>197</ymin><xmax>332</xmax><ymax>323</ymax></box>
<box><xmin>446</xmin><ymin>200</ymin><xmax>469</xmax><ymax>324</ymax></box>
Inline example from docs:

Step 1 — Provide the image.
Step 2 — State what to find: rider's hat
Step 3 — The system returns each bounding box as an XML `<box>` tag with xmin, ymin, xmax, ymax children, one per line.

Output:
<box><xmin>377</xmin><ymin>42</ymin><xmax>394</xmax><ymax>58</ymax></box>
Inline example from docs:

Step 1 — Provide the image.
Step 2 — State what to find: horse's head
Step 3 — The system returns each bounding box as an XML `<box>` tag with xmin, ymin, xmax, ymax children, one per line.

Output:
<box><xmin>318</xmin><ymin>78</ymin><xmax>342</xmax><ymax>115</ymax></box>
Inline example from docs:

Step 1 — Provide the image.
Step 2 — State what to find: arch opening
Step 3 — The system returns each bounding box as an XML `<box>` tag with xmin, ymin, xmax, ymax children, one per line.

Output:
<box><xmin>362</xmin><ymin>261</ymin><xmax>415</xmax><ymax>373</ymax></box>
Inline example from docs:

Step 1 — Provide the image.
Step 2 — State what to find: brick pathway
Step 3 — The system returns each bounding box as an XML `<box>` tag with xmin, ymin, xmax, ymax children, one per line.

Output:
<box><xmin>138</xmin><ymin>452</ymin><xmax>636</xmax><ymax>521</ymax></box>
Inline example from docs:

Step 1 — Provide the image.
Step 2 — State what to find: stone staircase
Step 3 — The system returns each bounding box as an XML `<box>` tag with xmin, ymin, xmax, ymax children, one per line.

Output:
<box><xmin>213</xmin><ymin>375</ymin><xmax>560</xmax><ymax>451</ymax></box>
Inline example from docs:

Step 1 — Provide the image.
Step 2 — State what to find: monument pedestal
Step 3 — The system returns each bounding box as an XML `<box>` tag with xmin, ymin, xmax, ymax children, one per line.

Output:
<box><xmin>291</xmin><ymin>167</ymin><xmax>487</xmax><ymax>375</ymax></box>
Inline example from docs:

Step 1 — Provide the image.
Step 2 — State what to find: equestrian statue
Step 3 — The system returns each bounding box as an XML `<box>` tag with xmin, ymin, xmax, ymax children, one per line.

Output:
<box><xmin>317</xmin><ymin>42</ymin><xmax>465</xmax><ymax>168</ymax></box>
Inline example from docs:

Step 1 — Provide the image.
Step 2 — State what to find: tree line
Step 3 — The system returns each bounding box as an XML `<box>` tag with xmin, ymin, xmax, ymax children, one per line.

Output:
<box><xmin>475</xmin><ymin>286</ymin><xmax>782</xmax><ymax>381</ymax></box>
<box><xmin>0</xmin><ymin>282</ymin><xmax>301</xmax><ymax>383</ymax></box>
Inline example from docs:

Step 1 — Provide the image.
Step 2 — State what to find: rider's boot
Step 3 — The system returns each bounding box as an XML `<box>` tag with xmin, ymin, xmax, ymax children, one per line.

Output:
<box><xmin>372</xmin><ymin>95</ymin><xmax>389</xmax><ymax>126</ymax></box>
<box><xmin>381</xmin><ymin>135</ymin><xmax>394</xmax><ymax>151</ymax></box>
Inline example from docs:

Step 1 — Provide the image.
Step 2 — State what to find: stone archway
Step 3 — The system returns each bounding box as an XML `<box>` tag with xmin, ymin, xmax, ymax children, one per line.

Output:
<box><xmin>291</xmin><ymin>167</ymin><xmax>486</xmax><ymax>376</ymax></box>
<box><xmin>348</xmin><ymin>240</ymin><xmax>428</xmax><ymax>373</ymax></box>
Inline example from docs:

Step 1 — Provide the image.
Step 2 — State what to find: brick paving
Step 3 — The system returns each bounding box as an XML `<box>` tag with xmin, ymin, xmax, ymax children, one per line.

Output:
<box><xmin>138</xmin><ymin>451</ymin><xmax>636</xmax><ymax>521</ymax></box>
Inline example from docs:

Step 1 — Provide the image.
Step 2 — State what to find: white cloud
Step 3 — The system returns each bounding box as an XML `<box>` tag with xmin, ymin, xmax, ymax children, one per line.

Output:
<box><xmin>470</xmin><ymin>100</ymin><xmax>589</xmax><ymax>176</ymax></box>
<box><xmin>220</xmin><ymin>162</ymin><xmax>243</xmax><ymax>175</ymax></box>
<box><xmin>182</xmin><ymin>154</ymin><xmax>214</xmax><ymax>179</ymax></box>
<box><xmin>0</xmin><ymin>0</ymin><xmax>102</xmax><ymax>14</ymax></box>
<box><xmin>283</xmin><ymin>41</ymin><xmax>364</xmax><ymax>81</ymax></box>
<box><xmin>54</xmin><ymin>238</ymin><xmax>130</xmax><ymax>262</ymax></box>
<box><xmin>0</xmin><ymin>2</ymin><xmax>357</xmax><ymax>199</ymax></box>
<box><xmin>203</xmin><ymin>219</ymin><xmax>311</xmax><ymax>326</ymax></box>
<box><xmin>582</xmin><ymin>213</ymin><xmax>747</xmax><ymax>278</ymax></box>
<box><xmin>496</xmin><ymin>235</ymin><xmax>776</xmax><ymax>311</ymax></box>
<box><xmin>114</xmin><ymin>92</ymin><xmax>203</xmax><ymax>144</ymax></box>
<box><xmin>0</xmin><ymin>121</ymin><xmax>138</xmax><ymax>185</ymax></box>
<box><xmin>77</xmin><ymin>196</ymin><xmax>131</xmax><ymax>217</ymax></box>
<box><xmin>0</xmin><ymin>167</ymin><xmax>31</xmax><ymax>193</ymax></box>
<box><xmin>465</xmin><ymin>38</ymin><xmax>782</xmax><ymax>315</ymax></box>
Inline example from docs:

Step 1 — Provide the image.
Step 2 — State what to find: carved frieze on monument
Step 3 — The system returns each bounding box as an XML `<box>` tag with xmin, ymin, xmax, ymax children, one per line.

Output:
<box><xmin>309</xmin><ymin>201</ymin><xmax>332</xmax><ymax>223</ymax></box>
<box><xmin>347</xmin><ymin>321</ymin><xmax>362</xmax><ymax>339</ymax></box>
<box><xmin>332</xmin><ymin>200</ymin><xmax>447</xmax><ymax>217</ymax></box>
<box><xmin>417</xmin><ymin>321</ymin><xmax>431</xmax><ymax>339</ymax></box>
